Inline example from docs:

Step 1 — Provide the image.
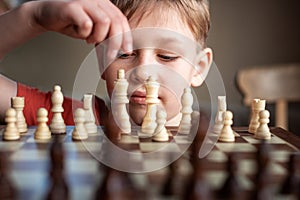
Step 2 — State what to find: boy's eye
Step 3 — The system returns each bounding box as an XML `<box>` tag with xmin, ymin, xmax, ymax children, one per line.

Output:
<box><xmin>158</xmin><ymin>54</ymin><xmax>179</xmax><ymax>61</ymax></box>
<box><xmin>117</xmin><ymin>52</ymin><xmax>136</xmax><ymax>59</ymax></box>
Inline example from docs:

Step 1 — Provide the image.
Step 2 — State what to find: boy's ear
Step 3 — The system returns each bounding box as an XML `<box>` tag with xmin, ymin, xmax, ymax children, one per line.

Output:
<box><xmin>191</xmin><ymin>48</ymin><xmax>213</xmax><ymax>87</ymax></box>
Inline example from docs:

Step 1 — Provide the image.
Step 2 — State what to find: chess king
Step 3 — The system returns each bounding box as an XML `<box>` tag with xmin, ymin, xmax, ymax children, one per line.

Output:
<box><xmin>96</xmin><ymin>0</ymin><xmax>213</xmax><ymax>126</ymax></box>
<box><xmin>0</xmin><ymin>0</ymin><xmax>212</xmax><ymax>127</ymax></box>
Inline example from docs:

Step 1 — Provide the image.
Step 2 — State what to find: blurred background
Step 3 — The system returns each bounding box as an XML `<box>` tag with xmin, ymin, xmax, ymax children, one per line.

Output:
<box><xmin>0</xmin><ymin>0</ymin><xmax>299</xmax><ymax>134</ymax></box>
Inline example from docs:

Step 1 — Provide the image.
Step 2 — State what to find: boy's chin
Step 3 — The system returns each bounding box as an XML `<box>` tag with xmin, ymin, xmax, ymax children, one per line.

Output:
<box><xmin>129</xmin><ymin>109</ymin><xmax>146</xmax><ymax>126</ymax></box>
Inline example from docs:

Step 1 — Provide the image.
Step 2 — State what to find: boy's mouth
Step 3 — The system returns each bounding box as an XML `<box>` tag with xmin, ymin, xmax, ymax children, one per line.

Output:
<box><xmin>130</xmin><ymin>91</ymin><xmax>147</xmax><ymax>105</ymax></box>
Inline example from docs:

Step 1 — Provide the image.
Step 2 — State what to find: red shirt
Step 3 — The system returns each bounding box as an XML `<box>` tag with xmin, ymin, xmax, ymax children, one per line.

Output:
<box><xmin>17</xmin><ymin>83</ymin><xmax>108</xmax><ymax>125</ymax></box>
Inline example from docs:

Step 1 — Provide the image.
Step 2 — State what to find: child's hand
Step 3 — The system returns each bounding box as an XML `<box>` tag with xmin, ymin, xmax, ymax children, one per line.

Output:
<box><xmin>33</xmin><ymin>0</ymin><xmax>132</xmax><ymax>54</ymax></box>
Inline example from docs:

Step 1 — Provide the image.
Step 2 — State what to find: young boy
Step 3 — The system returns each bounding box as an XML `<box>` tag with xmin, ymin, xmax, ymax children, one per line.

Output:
<box><xmin>0</xmin><ymin>0</ymin><xmax>212</xmax><ymax>127</ymax></box>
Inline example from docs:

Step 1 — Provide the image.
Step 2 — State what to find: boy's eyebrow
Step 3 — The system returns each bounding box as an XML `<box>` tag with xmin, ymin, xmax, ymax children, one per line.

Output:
<box><xmin>133</xmin><ymin>35</ymin><xmax>198</xmax><ymax>56</ymax></box>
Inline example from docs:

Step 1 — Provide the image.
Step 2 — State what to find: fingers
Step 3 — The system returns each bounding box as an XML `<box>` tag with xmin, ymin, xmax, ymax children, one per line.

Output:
<box><xmin>84</xmin><ymin>0</ymin><xmax>133</xmax><ymax>59</ymax></box>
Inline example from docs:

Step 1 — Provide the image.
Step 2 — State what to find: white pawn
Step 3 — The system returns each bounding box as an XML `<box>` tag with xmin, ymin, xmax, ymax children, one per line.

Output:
<box><xmin>178</xmin><ymin>87</ymin><xmax>193</xmax><ymax>134</ymax></box>
<box><xmin>188</xmin><ymin>111</ymin><xmax>200</xmax><ymax>141</ymax></box>
<box><xmin>11</xmin><ymin>97</ymin><xmax>27</xmax><ymax>134</ymax></box>
<box><xmin>218</xmin><ymin>111</ymin><xmax>235</xmax><ymax>142</ymax></box>
<box><xmin>50</xmin><ymin>85</ymin><xmax>66</xmax><ymax>134</ymax></box>
<box><xmin>152</xmin><ymin>110</ymin><xmax>169</xmax><ymax>142</ymax></box>
<box><xmin>213</xmin><ymin>96</ymin><xmax>226</xmax><ymax>134</ymax></box>
<box><xmin>83</xmin><ymin>94</ymin><xmax>97</xmax><ymax>134</ymax></box>
<box><xmin>72</xmin><ymin>108</ymin><xmax>88</xmax><ymax>140</ymax></box>
<box><xmin>35</xmin><ymin>108</ymin><xmax>51</xmax><ymax>140</ymax></box>
<box><xmin>3</xmin><ymin>108</ymin><xmax>20</xmax><ymax>141</ymax></box>
<box><xmin>255</xmin><ymin>110</ymin><xmax>271</xmax><ymax>140</ymax></box>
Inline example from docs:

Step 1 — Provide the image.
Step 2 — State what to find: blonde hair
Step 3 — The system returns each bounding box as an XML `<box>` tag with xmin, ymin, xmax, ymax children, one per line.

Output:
<box><xmin>111</xmin><ymin>0</ymin><xmax>210</xmax><ymax>47</ymax></box>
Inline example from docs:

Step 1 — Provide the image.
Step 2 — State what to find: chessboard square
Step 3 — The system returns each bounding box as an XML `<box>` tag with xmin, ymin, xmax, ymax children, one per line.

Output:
<box><xmin>172</xmin><ymin>135</ymin><xmax>191</xmax><ymax>144</ymax></box>
<box><xmin>216</xmin><ymin>143</ymin><xmax>256</xmax><ymax>153</ymax></box>
<box><xmin>64</xmin><ymin>142</ymin><xmax>102</xmax><ymax>153</ymax></box>
<box><xmin>117</xmin><ymin>143</ymin><xmax>140</xmax><ymax>151</ymax></box>
<box><xmin>139</xmin><ymin>142</ymin><xmax>180</xmax><ymax>153</ymax></box>
<box><xmin>120</xmin><ymin>135</ymin><xmax>140</xmax><ymax>144</ymax></box>
<box><xmin>83</xmin><ymin>142</ymin><xmax>104</xmax><ymax>152</ymax></box>
<box><xmin>142</xmin><ymin>157</ymin><xmax>171</xmax><ymax>172</ymax></box>
<box><xmin>205</xmin><ymin>171</ymin><xmax>226</xmax><ymax>188</ymax></box>
<box><xmin>11</xmin><ymin>149</ymin><xmax>48</xmax><ymax>161</ymax></box>
<box><xmin>0</xmin><ymin>141</ymin><xmax>25</xmax><ymax>151</ymax></box>
<box><xmin>268</xmin><ymin>161</ymin><xmax>287</xmax><ymax>175</ymax></box>
<box><xmin>206</xmin><ymin>149</ymin><xmax>227</xmax><ymax>162</ymax></box>
<box><xmin>11</xmin><ymin>170</ymin><xmax>47</xmax><ymax>190</ymax></box>
<box><xmin>71</xmin><ymin>185</ymin><xmax>94</xmax><ymax>200</ymax></box>
<box><xmin>26</xmin><ymin>137</ymin><xmax>51</xmax><ymax>144</ymax></box>
<box><xmin>270</xmin><ymin>151</ymin><xmax>292</xmax><ymax>162</ymax></box>
<box><xmin>66</xmin><ymin>158</ymin><xmax>98</xmax><ymax>174</ymax></box>
<box><xmin>234</xmin><ymin>136</ymin><xmax>248</xmax><ymax>143</ymax></box>
<box><xmin>238</xmin><ymin>159</ymin><xmax>256</xmax><ymax>175</ymax></box>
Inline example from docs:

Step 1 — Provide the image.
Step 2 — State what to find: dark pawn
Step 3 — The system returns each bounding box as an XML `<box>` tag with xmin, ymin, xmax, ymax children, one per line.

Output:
<box><xmin>46</xmin><ymin>136</ymin><xmax>69</xmax><ymax>200</ymax></box>
<box><xmin>94</xmin><ymin>166</ymin><xmax>136</xmax><ymax>200</ymax></box>
<box><xmin>280</xmin><ymin>153</ymin><xmax>299</xmax><ymax>195</ymax></box>
<box><xmin>252</xmin><ymin>140</ymin><xmax>272</xmax><ymax>200</ymax></box>
<box><xmin>184</xmin><ymin>158</ymin><xmax>212</xmax><ymax>200</ymax></box>
<box><xmin>218</xmin><ymin>153</ymin><xmax>243</xmax><ymax>200</ymax></box>
<box><xmin>161</xmin><ymin>158</ymin><xmax>180</xmax><ymax>197</ymax></box>
<box><xmin>190</xmin><ymin>112</ymin><xmax>209</xmax><ymax>164</ymax></box>
<box><xmin>0</xmin><ymin>151</ymin><xmax>17</xmax><ymax>200</ymax></box>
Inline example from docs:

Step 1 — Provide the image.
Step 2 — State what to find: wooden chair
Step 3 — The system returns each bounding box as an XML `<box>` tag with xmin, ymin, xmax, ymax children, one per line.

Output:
<box><xmin>237</xmin><ymin>64</ymin><xmax>300</xmax><ymax>130</ymax></box>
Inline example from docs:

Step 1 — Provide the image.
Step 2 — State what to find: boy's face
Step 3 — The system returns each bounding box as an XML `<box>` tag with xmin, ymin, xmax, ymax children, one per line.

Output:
<box><xmin>101</xmin><ymin>7</ymin><xmax>211</xmax><ymax>125</ymax></box>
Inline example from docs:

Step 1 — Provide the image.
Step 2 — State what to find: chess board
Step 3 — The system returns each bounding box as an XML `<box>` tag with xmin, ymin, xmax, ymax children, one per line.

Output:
<box><xmin>0</xmin><ymin>126</ymin><xmax>299</xmax><ymax>200</ymax></box>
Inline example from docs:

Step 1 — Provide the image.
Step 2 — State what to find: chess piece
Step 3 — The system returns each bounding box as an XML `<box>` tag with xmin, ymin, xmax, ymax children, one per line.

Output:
<box><xmin>11</xmin><ymin>96</ymin><xmax>27</xmax><ymax>134</ymax></box>
<box><xmin>218</xmin><ymin>153</ymin><xmax>243</xmax><ymax>200</ymax></box>
<box><xmin>212</xmin><ymin>96</ymin><xmax>226</xmax><ymax>134</ymax></box>
<box><xmin>83</xmin><ymin>94</ymin><xmax>97</xmax><ymax>134</ymax></box>
<box><xmin>218</xmin><ymin>111</ymin><xmax>235</xmax><ymax>142</ymax></box>
<box><xmin>190</xmin><ymin>111</ymin><xmax>209</xmax><ymax>161</ymax></box>
<box><xmin>178</xmin><ymin>87</ymin><xmax>193</xmax><ymax>134</ymax></box>
<box><xmin>280</xmin><ymin>153</ymin><xmax>299</xmax><ymax>195</ymax></box>
<box><xmin>184</xmin><ymin>158</ymin><xmax>212</xmax><ymax>200</ymax></box>
<box><xmin>255</xmin><ymin>110</ymin><xmax>271</xmax><ymax>140</ymax></box>
<box><xmin>252</xmin><ymin>140</ymin><xmax>273</xmax><ymax>200</ymax></box>
<box><xmin>46</xmin><ymin>137</ymin><xmax>69</xmax><ymax>200</ymax></box>
<box><xmin>35</xmin><ymin>108</ymin><xmax>51</xmax><ymax>140</ymax></box>
<box><xmin>0</xmin><ymin>151</ymin><xmax>17</xmax><ymax>200</ymax></box>
<box><xmin>161</xmin><ymin>156</ymin><xmax>181</xmax><ymax>197</ymax></box>
<box><xmin>95</xmin><ymin>166</ymin><xmax>136</xmax><ymax>200</ymax></box>
<box><xmin>3</xmin><ymin>108</ymin><xmax>20</xmax><ymax>141</ymax></box>
<box><xmin>152</xmin><ymin>110</ymin><xmax>169</xmax><ymax>142</ymax></box>
<box><xmin>188</xmin><ymin>111</ymin><xmax>200</xmax><ymax>141</ymax></box>
<box><xmin>112</xmin><ymin>69</ymin><xmax>131</xmax><ymax>134</ymax></box>
<box><xmin>72</xmin><ymin>108</ymin><xmax>88</xmax><ymax>140</ymax></box>
<box><xmin>50</xmin><ymin>85</ymin><xmax>66</xmax><ymax>134</ymax></box>
<box><xmin>140</xmin><ymin>76</ymin><xmax>160</xmax><ymax>136</ymax></box>
<box><xmin>248</xmin><ymin>99</ymin><xmax>266</xmax><ymax>134</ymax></box>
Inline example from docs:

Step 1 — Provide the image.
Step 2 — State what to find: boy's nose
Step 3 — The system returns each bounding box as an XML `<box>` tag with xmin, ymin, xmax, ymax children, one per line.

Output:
<box><xmin>130</xmin><ymin>65</ymin><xmax>157</xmax><ymax>84</ymax></box>
<box><xmin>130</xmin><ymin>50</ymin><xmax>158</xmax><ymax>84</ymax></box>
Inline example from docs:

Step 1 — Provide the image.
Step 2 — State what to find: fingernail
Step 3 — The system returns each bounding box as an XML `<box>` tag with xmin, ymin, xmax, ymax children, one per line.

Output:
<box><xmin>126</xmin><ymin>44</ymin><xmax>133</xmax><ymax>53</ymax></box>
<box><xmin>109</xmin><ymin>50</ymin><xmax>119</xmax><ymax>59</ymax></box>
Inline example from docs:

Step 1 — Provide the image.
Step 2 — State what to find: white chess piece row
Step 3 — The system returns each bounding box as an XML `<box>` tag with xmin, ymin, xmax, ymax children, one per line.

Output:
<box><xmin>4</xmin><ymin>85</ymin><xmax>97</xmax><ymax>141</ymax></box>
<box><xmin>213</xmin><ymin>96</ymin><xmax>271</xmax><ymax>142</ymax></box>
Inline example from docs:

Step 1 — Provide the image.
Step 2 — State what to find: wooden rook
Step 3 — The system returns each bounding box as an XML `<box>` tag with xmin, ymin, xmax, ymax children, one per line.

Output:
<box><xmin>11</xmin><ymin>97</ymin><xmax>27</xmax><ymax>134</ymax></box>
